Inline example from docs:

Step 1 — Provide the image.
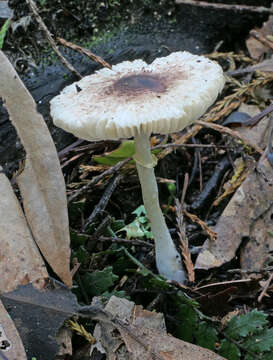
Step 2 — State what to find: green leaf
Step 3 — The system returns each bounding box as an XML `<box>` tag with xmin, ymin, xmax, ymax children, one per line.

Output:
<box><xmin>261</xmin><ymin>351</ymin><xmax>273</xmax><ymax>360</ymax></box>
<box><xmin>132</xmin><ymin>205</ymin><xmax>147</xmax><ymax>217</ymax></box>
<box><xmin>117</xmin><ymin>205</ymin><xmax>152</xmax><ymax>239</ymax></box>
<box><xmin>72</xmin><ymin>245</ymin><xmax>89</xmax><ymax>264</ymax></box>
<box><xmin>93</xmin><ymin>140</ymin><xmax>135</xmax><ymax>165</ymax></box>
<box><xmin>0</xmin><ymin>18</ymin><xmax>11</xmax><ymax>49</ymax></box>
<box><xmin>225</xmin><ymin>309</ymin><xmax>268</xmax><ymax>339</ymax></box>
<box><xmin>82</xmin><ymin>266</ymin><xmax>118</xmax><ymax>296</ymax></box>
<box><xmin>195</xmin><ymin>321</ymin><xmax>218</xmax><ymax>350</ymax></box>
<box><xmin>174</xmin><ymin>301</ymin><xmax>198</xmax><ymax>342</ymax></box>
<box><xmin>117</xmin><ymin>219</ymin><xmax>146</xmax><ymax>239</ymax></box>
<box><xmin>93</xmin><ymin>141</ymin><xmax>161</xmax><ymax>165</ymax></box>
<box><xmin>218</xmin><ymin>339</ymin><xmax>241</xmax><ymax>360</ymax></box>
<box><xmin>243</xmin><ymin>327</ymin><xmax>273</xmax><ymax>353</ymax></box>
<box><xmin>110</xmin><ymin>219</ymin><xmax>126</xmax><ymax>233</ymax></box>
<box><xmin>70</xmin><ymin>231</ymin><xmax>88</xmax><ymax>246</ymax></box>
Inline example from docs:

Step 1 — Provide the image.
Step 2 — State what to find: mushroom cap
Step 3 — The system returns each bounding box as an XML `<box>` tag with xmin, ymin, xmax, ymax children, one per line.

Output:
<box><xmin>50</xmin><ymin>51</ymin><xmax>225</xmax><ymax>140</ymax></box>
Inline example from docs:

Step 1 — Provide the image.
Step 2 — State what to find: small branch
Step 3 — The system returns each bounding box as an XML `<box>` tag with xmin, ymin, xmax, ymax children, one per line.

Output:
<box><xmin>153</xmin><ymin>143</ymin><xmax>230</xmax><ymax>150</ymax></box>
<box><xmin>258</xmin><ymin>273</ymin><xmax>273</xmax><ymax>303</ymax></box>
<box><xmin>176</xmin><ymin>174</ymin><xmax>195</xmax><ymax>283</ymax></box>
<box><xmin>68</xmin><ymin>157</ymin><xmax>131</xmax><ymax>203</ymax></box>
<box><xmin>183</xmin><ymin>209</ymin><xmax>218</xmax><ymax>242</ymax></box>
<box><xmin>82</xmin><ymin>174</ymin><xmax>122</xmax><ymax>231</ymax></box>
<box><xmin>249</xmin><ymin>30</ymin><xmax>273</xmax><ymax>51</ymax></box>
<box><xmin>57</xmin><ymin>37</ymin><xmax>112</xmax><ymax>69</ymax></box>
<box><xmin>26</xmin><ymin>0</ymin><xmax>82</xmax><ymax>79</ymax></box>
<box><xmin>176</xmin><ymin>0</ymin><xmax>273</xmax><ymax>14</ymax></box>
<box><xmin>196</xmin><ymin>120</ymin><xmax>264</xmax><ymax>155</ymax></box>
<box><xmin>83</xmin><ymin>234</ymin><xmax>154</xmax><ymax>248</ymax></box>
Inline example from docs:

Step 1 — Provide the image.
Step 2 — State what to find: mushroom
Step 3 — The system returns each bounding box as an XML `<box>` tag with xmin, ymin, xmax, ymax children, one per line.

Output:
<box><xmin>50</xmin><ymin>51</ymin><xmax>225</xmax><ymax>282</ymax></box>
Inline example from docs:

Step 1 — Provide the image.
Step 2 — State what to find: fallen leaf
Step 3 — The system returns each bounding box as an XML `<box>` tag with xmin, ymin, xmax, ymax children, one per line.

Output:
<box><xmin>91</xmin><ymin>296</ymin><xmax>226</xmax><ymax>360</ymax></box>
<box><xmin>0</xmin><ymin>51</ymin><xmax>72</xmax><ymax>287</ymax></box>
<box><xmin>195</xmin><ymin>279</ymin><xmax>261</xmax><ymax>315</ymax></box>
<box><xmin>246</xmin><ymin>15</ymin><xmax>273</xmax><ymax>59</ymax></box>
<box><xmin>0</xmin><ymin>166</ymin><xmax>48</xmax><ymax>293</ymax></box>
<box><xmin>195</xmin><ymin>105</ymin><xmax>272</xmax><ymax>271</ymax></box>
<box><xmin>0</xmin><ymin>280</ymin><xmax>79</xmax><ymax>360</ymax></box>
<box><xmin>0</xmin><ymin>299</ymin><xmax>27</xmax><ymax>359</ymax></box>
<box><xmin>196</xmin><ymin>156</ymin><xmax>273</xmax><ymax>271</ymax></box>
<box><xmin>93</xmin><ymin>140</ymin><xmax>135</xmax><ymax>165</ymax></box>
<box><xmin>240</xmin><ymin>158</ymin><xmax>273</xmax><ymax>271</ymax></box>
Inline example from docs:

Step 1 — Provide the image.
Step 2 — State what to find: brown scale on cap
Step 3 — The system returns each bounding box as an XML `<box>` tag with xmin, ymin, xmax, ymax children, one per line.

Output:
<box><xmin>114</xmin><ymin>73</ymin><xmax>167</xmax><ymax>94</ymax></box>
<box><xmin>104</xmin><ymin>69</ymin><xmax>188</xmax><ymax>98</ymax></box>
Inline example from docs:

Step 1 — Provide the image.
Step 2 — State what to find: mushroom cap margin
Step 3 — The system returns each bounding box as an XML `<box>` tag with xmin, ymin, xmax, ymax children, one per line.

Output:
<box><xmin>50</xmin><ymin>51</ymin><xmax>225</xmax><ymax>140</ymax></box>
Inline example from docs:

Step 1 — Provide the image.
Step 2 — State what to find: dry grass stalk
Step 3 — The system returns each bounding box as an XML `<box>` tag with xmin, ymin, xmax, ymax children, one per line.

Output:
<box><xmin>175</xmin><ymin>175</ymin><xmax>195</xmax><ymax>283</ymax></box>
<box><xmin>57</xmin><ymin>37</ymin><xmax>112</xmax><ymax>69</ymax></box>
<box><xmin>183</xmin><ymin>210</ymin><xmax>218</xmax><ymax>243</ymax></box>
<box><xmin>196</xmin><ymin>120</ymin><xmax>263</xmax><ymax>154</ymax></box>
<box><xmin>68</xmin><ymin>320</ymin><xmax>96</xmax><ymax>344</ymax></box>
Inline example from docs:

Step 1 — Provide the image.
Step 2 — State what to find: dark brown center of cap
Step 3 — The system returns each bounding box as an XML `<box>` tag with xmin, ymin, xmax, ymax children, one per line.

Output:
<box><xmin>113</xmin><ymin>73</ymin><xmax>166</xmax><ymax>94</ymax></box>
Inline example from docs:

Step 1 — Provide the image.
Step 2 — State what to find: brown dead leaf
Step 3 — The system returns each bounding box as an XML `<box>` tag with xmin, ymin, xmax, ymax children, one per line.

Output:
<box><xmin>240</xmin><ymin>157</ymin><xmax>273</xmax><ymax>271</ymax></box>
<box><xmin>0</xmin><ymin>167</ymin><xmax>48</xmax><ymax>293</ymax></box>
<box><xmin>195</xmin><ymin>104</ymin><xmax>272</xmax><ymax>271</ymax></box>
<box><xmin>246</xmin><ymin>15</ymin><xmax>273</xmax><ymax>59</ymax></box>
<box><xmin>0</xmin><ymin>299</ymin><xmax>27</xmax><ymax>359</ymax></box>
<box><xmin>91</xmin><ymin>296</ymin><xmax>226</xmax><ymax>360</ymax></box>
<box><xmin>196</xmin><ymin>156</ymin><xmax>273</xmax><ymax>271</ymax></box>
<box><xmin>0</xmin><ymin>51</ymin><xmax>72</xmax><ymax>287</ymax></box>
<box><xmin>121</xmin><ymin>327</ymin><xmax>226</xmax><ymax>360</ymax></box>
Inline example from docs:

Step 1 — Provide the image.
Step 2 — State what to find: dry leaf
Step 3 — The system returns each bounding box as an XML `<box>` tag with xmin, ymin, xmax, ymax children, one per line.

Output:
<box><xmin>0</xmin><ymin>299</ymin><xmax>27</xmax><ymax>359</ymax></box>
<box><xmin>121</xmin><ymin>326</ymin><xmax>226</xmax><ymax>360</ymax></box>
<box><xmin>56</xmin><ymin>327</ymin><xmax>73</xmax><ymax>357</ymax></box>
<box><xmin>0</xmin><ymin>51</ymin><xmax>72</xmax><ymax>287</ymax></box>
<box><xmin>240</xmin><ymin>158</ymin><xmax>273</xmax><ymax>271</ymax></box>
<box><xmin>1</xmin><ymin>281</ymin><xmax>79</xmax><ymax>360</ymax></box>
<box><xmin>195</xmin><ymin>156</ymin><xmax>273</xmax><ymax>271</ymax></box>
<box><xmin>195</xmin><ymin>104</ymin><xmax>272</xmax><ymax>271</ymax></box>
<box><xmin>246</xmin><ymin>15</ymin><xmax>273</xmax><ymax>59</ymax></box>
<box><xmin>0</xmin><ymin>166</ymin><xmax>48</xmax><ymax>293</ymax></box>
<box><xmin>91</xmin><ymin>296</ymin><xmax>226</xmax><ymax>360</ymax></box>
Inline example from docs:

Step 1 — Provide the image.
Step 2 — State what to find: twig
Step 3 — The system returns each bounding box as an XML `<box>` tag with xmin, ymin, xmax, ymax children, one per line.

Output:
<box><xmin>94</xmin><ymin>235</ymin><xmax>154</xmax><ymax>247</ymax></box>
<box><xmin>68</xmin><ymin>157</ymin><xmax>131</xmax><ymax>203</ymax></box>
<box><xmin>57</xmin><ymin>37</ymin><xmax>112</xmax><ymax>69</ymax></box>
<box><xmin>58</xmin><ymin>139</ymin><xmax>84</xmax><ymax>160</ymax></box>
<box><xmin>184</xmin><ymin>209</ymin><xmax>218</xmax><ymax>242</ymax></box>
<box><xmin>176</xmin><ymin>174</ymin><xmax>195</xmax><ymax>282</ymax></box>
<box><xmin>82</xmin><ymin>173</ymin><xmax>122</xmax><ymax>231</ymax></box>
<box><xmin>250</xmin><ymin>30</ymin><xmax>273</xmax><ymax>51</ymax></box>
<box><xmin>26</xmin><ymin>0</ymin><xmax>82</xmax><ymax>79</ymax></box>
<box><xmin>258</xmin><ymin>273</ymin><xmax>273</xmax><ymax>303</ymax></box>
<box><xmin>153</xmin><ymin>143</ymin><xmax>230</xmax><ymax>150</ymax></box>
<box><xmin>176</xmin><ymin>0</ymin><xmax>273</xmax><ymax>14</ymax></box>
<box><xmin>196</xmin><ymin>120</ymin><xmax>264</xmax><ymax>154</ymax></box>
<box><xmin>248</xmin><ymin>102</ymin><xmax>273</xmax><ymax>128</ymax></box>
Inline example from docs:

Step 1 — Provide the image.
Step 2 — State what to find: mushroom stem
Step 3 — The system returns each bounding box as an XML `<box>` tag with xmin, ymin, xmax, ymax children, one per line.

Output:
<box><xmin>134</xmin><ymin>132</ymin><xmax>186</xmax><ymax>283</ymax></box>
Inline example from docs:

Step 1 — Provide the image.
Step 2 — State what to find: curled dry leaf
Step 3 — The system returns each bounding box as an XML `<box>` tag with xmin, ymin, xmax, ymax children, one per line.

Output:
<box><xmin>91</xmin><ymin>296</ymin><xmax>226</xmax><ymax>360</ymax></box>
<box><xmin>0</xmin><ymin>299</ymin><xmax>27</xmax><ymax>359</ymax></box>
<box><xmin>195</xmin><ymin>106</ymin><xmax>273</xmax><ymax>271</ymax></box>
<box><xmin>0</xmin><ymin>167</ymin><xmax>48</xmax><ymax>293</ymax></box>
<box><xmin>246</xmin><ymin>15</ymin><xmax>273</xmax><ymax>60</ymax></box>
<box><xmin>0</xmin><ymin>51</ymin><xmax>72</xmax><ymax>287</ymax></box>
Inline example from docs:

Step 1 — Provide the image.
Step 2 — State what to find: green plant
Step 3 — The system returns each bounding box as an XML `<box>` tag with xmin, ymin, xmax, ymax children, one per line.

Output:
<box><xmin>218</xmin><ymin>309</ymin><xmax>273</xmax><ymax>359</ymax></box>
<box><xmin>0</xmin><ymin>18</ymin><xmax>11</xmax><ymax>49</ymax></box>
<box><xmin>117</xmin><ymin>205</ymin><xmax>152</xmax><ymax>240</ymax></box>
